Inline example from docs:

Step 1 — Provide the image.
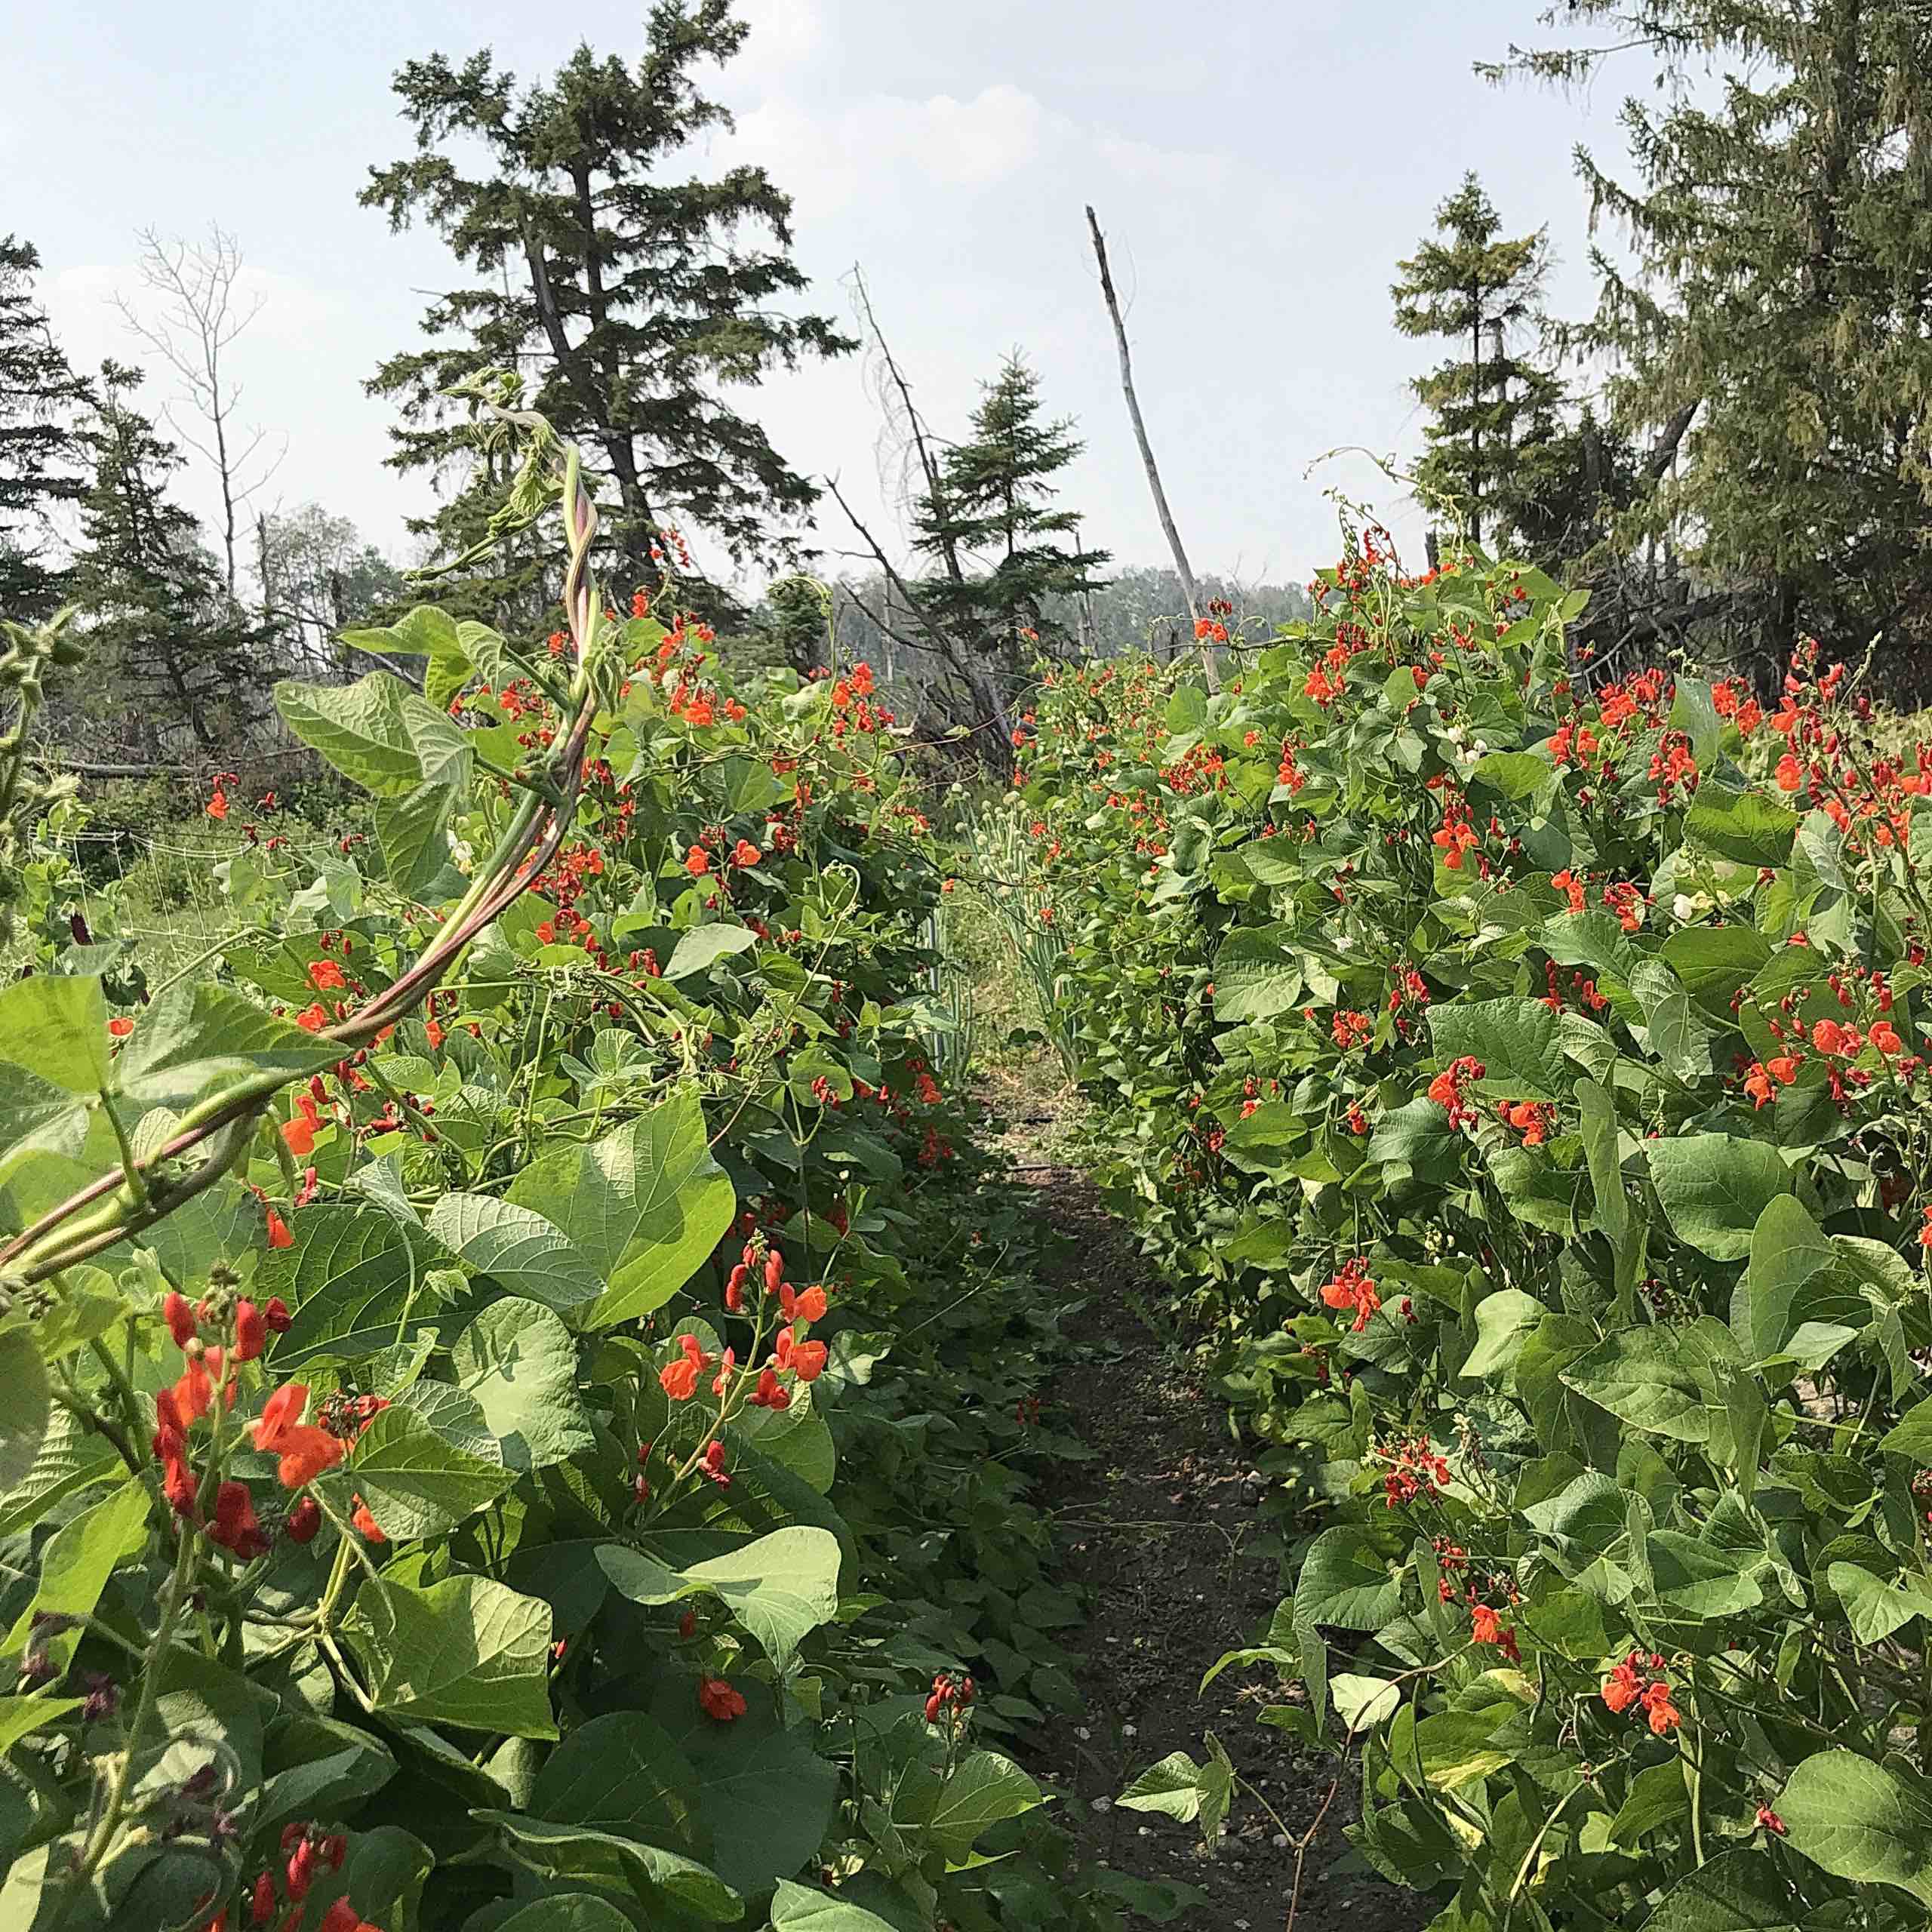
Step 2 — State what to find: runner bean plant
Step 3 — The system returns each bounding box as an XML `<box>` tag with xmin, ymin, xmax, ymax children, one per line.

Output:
<box><xmin>0</xmin><ymin>418</ymin><xmax>1125</xmax><ymax>1932</ymax></box>
<box><xmin>1015</xmin><ymin>528</ymin><xmax>1932</xmax><ymax>1928</ymax></box>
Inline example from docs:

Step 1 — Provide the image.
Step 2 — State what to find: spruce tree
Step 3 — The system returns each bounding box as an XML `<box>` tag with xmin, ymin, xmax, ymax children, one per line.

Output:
<box><xmin>1491</xmin><ymin>3</ymin><xmax>1932</xmax><ymax>672</ymax></box>
<box><xmin>1392</xmin><ymin>174</ymin><xmax>1565</xmax><ymax>550</ymax></box>
<box><xmin>68</xmin><ymin>363</ymin><xmax>266</xmax><ymax>757</ymax></box>
<box><xmin>0</xmin><ymin>236</ymin><xmax>94</xmax><ymax>620</ymax></box>
<box><xmin>361</xmin><ymin>2</ymin><xmax>852</xmax><ymax>620</ymax></box>
<box><xmin>912</xmin><ymin>355</ymin><xmax>1109</xmax><ymax>678</ymax></box>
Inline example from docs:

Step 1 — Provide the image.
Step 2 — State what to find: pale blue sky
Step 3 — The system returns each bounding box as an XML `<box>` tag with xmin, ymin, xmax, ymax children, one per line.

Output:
<box><xmin>8</xmin><ymin>0</ymin><xmax>1642</xmax><ymax>589</ymax></box>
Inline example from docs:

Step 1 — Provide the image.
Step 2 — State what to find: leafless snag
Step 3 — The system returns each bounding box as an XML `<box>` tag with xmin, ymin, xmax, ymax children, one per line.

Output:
<box><xmin>832</xmin><ymin>269</ymin><xmax>1019</xmax><ymax>761</ymax></box>
<box><xmin>1084</xmin><ymin>206</ymin><xmax>1217</xmax><ymax>692</ymax></box>
<box><xmin>823</xmin><ymin>475</ymin><xmax>1014</xmax><ymax>755</ymax></box>
<box><xmin>115</xmin><ymin>225</ymin><xmax>285</xmax><ymax>602</ymax></box>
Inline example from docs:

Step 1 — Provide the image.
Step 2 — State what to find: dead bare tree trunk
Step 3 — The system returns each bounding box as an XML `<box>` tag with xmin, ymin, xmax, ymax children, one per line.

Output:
<box><xmin>824</xmin><ymin>476</ymin><xmax>1015</xmax><ymax>764</ymax></box>
<box><xmin>840</xmin><ymin>269</ymin><xmax>1017</xmax><ymax>764</ymax></box>
<box><xmin>116</xmin><ymin>226</ymin><xmax>284</xmax><ymax>603</ymax></box>
<box><xmin>1084</xmin><ymin>206</ymin><xmax>1217</xmax><ymax>692</ymax></box>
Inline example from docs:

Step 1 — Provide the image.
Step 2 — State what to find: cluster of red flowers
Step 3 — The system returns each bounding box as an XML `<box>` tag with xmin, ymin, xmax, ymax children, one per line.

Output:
<box><xmin>1647</xmin><ymin>728</ymin><xmax>1702</xmax><ymax>805</ymax></box>
<box><xmin>924</xmin><ymin>1669</ymin><xmax>976</xmax><ymax>1727</ymax></box>
<box><xmin>1160</xmin><ymin>740</ymin><xmax>1228</xmax><ymax>798</ymax></box>
<box><xmin>1500</xmin><ymin>1100</ymin><xmax>1554</xmax><ymax>1148</ymax></box>
<box><xmin>1546</xmin><ymin>721</ymin><xmax>1598</xmax><ymax>767</ymax></box>
<box><xmin>1275</xmin><ymin>737</ymin><xmax>1306</xmax><ymax>793</ymax></box>
<box><xmin>1426</xmin><ymin>1055</ymin><xmax>1485</xmax><ymax>1128</ymax></box>
<box><xmin>1467</xmin><ymin>1601</ymin><xmax>1521</xmax><ymax>1663</ymax></box>
<box><xmin>1601</xmin><ymin>1651</ymin><xmax>1681</xmax><ymax>1734</ymax></box>
<box><xmin>1320</xmin><ymin>1257</ymin><xmax>1382</xmax><ymax>1333</ymax></box>
<box><xmin>1426</xmin><ymin>1540</ymin><xmax>1522</xmax><ymax>1660</ymax></box>
<box><xmin>1309</xmin><ymin>526</ymin><xmax>1400</xmax><ymax>604</ymax></box>
<box><xmin>1331</xmin><ymin>1008</ymin><xmax>1374</xmax><ymax>1051</ymax></box>
<box><xmin>206</xmin><ymin>1821</ymin><xmax>382</xmax><ymax>1932</ymax></box>
<box><xmin>1823</xmin><ymin>1013</ymin><xmax>1887</xmax><ymax>1057</ymax></box>
<box><xmin>534</xmin><ymin>906</ymin><xmax>597</xmax><ymax>949</ymax></box>
<box><xmin>1300</xmin><ymin>603</ymin><xmax>1374</xmax><ymax>707</ymax></box>
<box><xmin>660</xmin><ymin>1332</ymin><xmax>716</xmax><ymax>1404</ymax></box>
<box><xmin>663</xmin><ymin>1241</ymin><xmax>830</xmax><ymax>1414</ymax></box>
<box><xmin>531</xmin><ymin>838</ymin><xmax>608</xmax><ymax>912</ymax></box>
<box><xmin>152</xmin><ymin>1291</ymin><xmax>289</xmax><ymax>1552</ymax></box>
<box><xmin>281</xmin><ymin>1080</ymin><xmax>329</xmax><ymax>1159</ymax></box>
<box><xmin>1541</xmin><ymin>960</ymin><xmax>1609</xmax><ymax>1017</ymax></box>
<box><xmin>205</xmin><ymin>770</ymin><xmax>240</xmax><ymax>822</ymax></box>
<box><xmin>1380</xmin><ymin>1435</ymin><xmax>1449</xmax><ymax>1509</ymax></box>
<box><xmin>1743</xmin><ymin>963</ymin><xmax>1921</xmax><ymax>1115</ymax></box>
<box><xmin>666</xmin><ymin>675</ymin><xmax>731</xmax><ymax>731</ymax></box>
<box><xmin>1742</xmin><ymin>1053</ymin><xmax>1804</xmax><ymax>1109</ymax></box>
<box><xmin>1710</xmin><ymin>675</ymin><xmax>1763</xmax><ymax>737</ymax></box>
<box><xmin>1432</xmin><ymin>795</ymin><xmax>1480</xmax><ymax>872</ymax></box>
<box><xmin>1730</xmin><ymin>640</ymin><xmax>1932</xmax><ymax>852</ymax></box>
<box><xmin>828</xmin><ymin>661</ymin><xmax>895</xmax><ymax>739</ymax></box>
<box><xmin>1386</xmin><ymin>964</ymin><xmax>1430</xmax><ymax>1020</ymax></box>
<box><xmin>1596</xmin><ymin>668</ymin><xmax>1669</xmax><ymax>735</ymax></box>
<box><xmin>698</xmin><ymin>1674</ymin><xmax>746</xmax><ymax>1723</ymax></box>
<box><xmin>1601</xmin><ymin>880</ymin><xmax>1644</xmax><ymax>934</ymax></box>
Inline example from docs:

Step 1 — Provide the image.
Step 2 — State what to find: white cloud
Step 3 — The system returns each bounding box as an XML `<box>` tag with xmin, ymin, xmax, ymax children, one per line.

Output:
<box><xmin>731</xmin><ymin>0</ymin><xmax>827</xmax><ymax>76</ymax></box>
<box><xmin>1093</xmin><ymin>129</ymin><xmax>1235</xmax><ymax>193</ymax></box>
<box><xmin>734</xmin><ymin>82</ymin><xmax>1054</xmax><ymax>214</ymax></box>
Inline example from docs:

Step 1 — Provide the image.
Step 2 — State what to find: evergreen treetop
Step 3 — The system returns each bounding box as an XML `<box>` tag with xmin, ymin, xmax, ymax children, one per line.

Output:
<box><xmin>0</xmin><ymin>235</ymin><xmax>94</xmax><ymax>620</ymax></box>
<box><xmin>911</xmin><ymin>353</ymin><xmax>1109</xmax><ymax>672</ymax></box>
<box><xmin>1491</xmin><ymin>2</ymin><xmax>1932</xmax><ymax>672</ymax></box>
<box><xmin>361</xmin><ymin>2</ymin><xmax>852</xmax><ymax>624</ymax></box>
<box><xmin>68</xmin><ymin>362</ymin><xmax>265</xmax><ymax>757</ymax></box>
<box><xmin>1392</xmin><ymin>172</ymin><xmax>1564</xmax><ymax>552</ymax></box>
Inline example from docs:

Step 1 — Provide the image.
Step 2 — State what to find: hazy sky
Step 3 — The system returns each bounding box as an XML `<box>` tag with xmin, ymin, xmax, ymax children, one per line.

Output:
<box><xmin>9</xmin><ymin>0</ymin><xmax>1643</xmax><ymax>592</ymax></box>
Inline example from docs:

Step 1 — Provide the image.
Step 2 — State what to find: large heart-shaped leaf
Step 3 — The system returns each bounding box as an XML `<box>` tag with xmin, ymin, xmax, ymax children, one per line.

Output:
<box><xmin>1777</xmin><ymin>1749</ymin><xmax>1932</xmax><ymax>1905</ymax></box>
<box><xmin>348</xmin><ymin>1403</ymin><xmax>514</xmax><ymax>1541</ymax></box>
<box><xmin>276</xmin><ymin>671</ymin><xmax>472</xmax><ymax>797</ymax></box>
<box><xmin>508</xmin><ymin>1091</ymin><xmax>734</xmax><ymax>1328</ymax></box>
<box><xmin>343</xmin><ymin>1575</ymin><xmax>555</xmax><ymax>1737</ymax></box>
<box><xmin>260</xmin><ymin>1207</ymin><xmax>453</xmax><ymax>1366</ymax></box>
<box><xmin>426</xmin><ymin>1193</ymin><xmax>604</xmax><ymax>1311</ymax></box>
<box><xmin>1209</xmin><ymin>927</ymin><xmax>1303</xmax><ymax>1022</ymax></box>
<box><xmin>1429</xmin><ymin>998</ymin><xmax>1567</xmax><ymax>1102</ymax></box>
<box><xmin>1561</xmin><ymin>1321</ymin><xmax>1742</xmax><ymax>1444</ymax></box>
<box><xmin>1646</xmin><ymin>1134</ymin><xmax>1792</xmax><ymax>1261</ymax></box>
<box><xmin>450</xmin><ymin>1298</ymin><xmax>595</xmax><ymax>1472</ymax></box>
<box><xmin>676</xmin><ymin>1525</ymin><xmax>841</xmax><ymax>1666</ymax></box>
<box><xmin>1294</xmin><ymin>1527</ymin><xmax>1401</xmax><ymax>1632</ymax></box>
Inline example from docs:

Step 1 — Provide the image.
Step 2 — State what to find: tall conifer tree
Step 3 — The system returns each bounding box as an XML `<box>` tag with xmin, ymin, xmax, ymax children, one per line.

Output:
<box><xmin>912</xmin><ymin>355</ymin><xmax>1109</xmax><ymax>678</ymax></box>
<box><xmin>1392</xmin><ymin>174</ymin><xmax>1564</xmax><ymax>551</ymax></box>
<box><xmin>1491</xmin><ymin>3</ymin><xmax>1932</xmax><ymax>666</ymax></box>
<box><xmin>362</xmin><ymin>2</ymin><xmax>851</xmax><ymax>623</ymax></box>
<box><xmin>0</xmin><ymin>237</ymin><xmax>94</xmax><ymax>619</ymax></box>
<box><xmin>69</xmin><ymin>364</ymin><xmax>265</xmax><ymax>755</ymax></box>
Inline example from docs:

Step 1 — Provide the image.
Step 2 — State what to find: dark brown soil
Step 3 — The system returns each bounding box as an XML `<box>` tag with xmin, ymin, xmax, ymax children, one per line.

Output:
<box><xmin>985</xmin><ymin>1082</ymin><xmax>1429</xmax><ymax>1932</ymax></box>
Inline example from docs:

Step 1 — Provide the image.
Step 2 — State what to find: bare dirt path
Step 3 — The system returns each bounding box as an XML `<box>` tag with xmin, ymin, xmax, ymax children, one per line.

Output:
<box><xmin>985</xmin><ymin>1085</ymin><xmax>1428</xmax><ymax>1932</ymax></box>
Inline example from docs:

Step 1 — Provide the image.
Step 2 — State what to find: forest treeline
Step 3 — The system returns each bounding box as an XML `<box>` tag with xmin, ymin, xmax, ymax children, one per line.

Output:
<box><xmin>5</xmin><ymin>0</ymin><xmax>1932</xmax><ymax>774</ymax></box>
